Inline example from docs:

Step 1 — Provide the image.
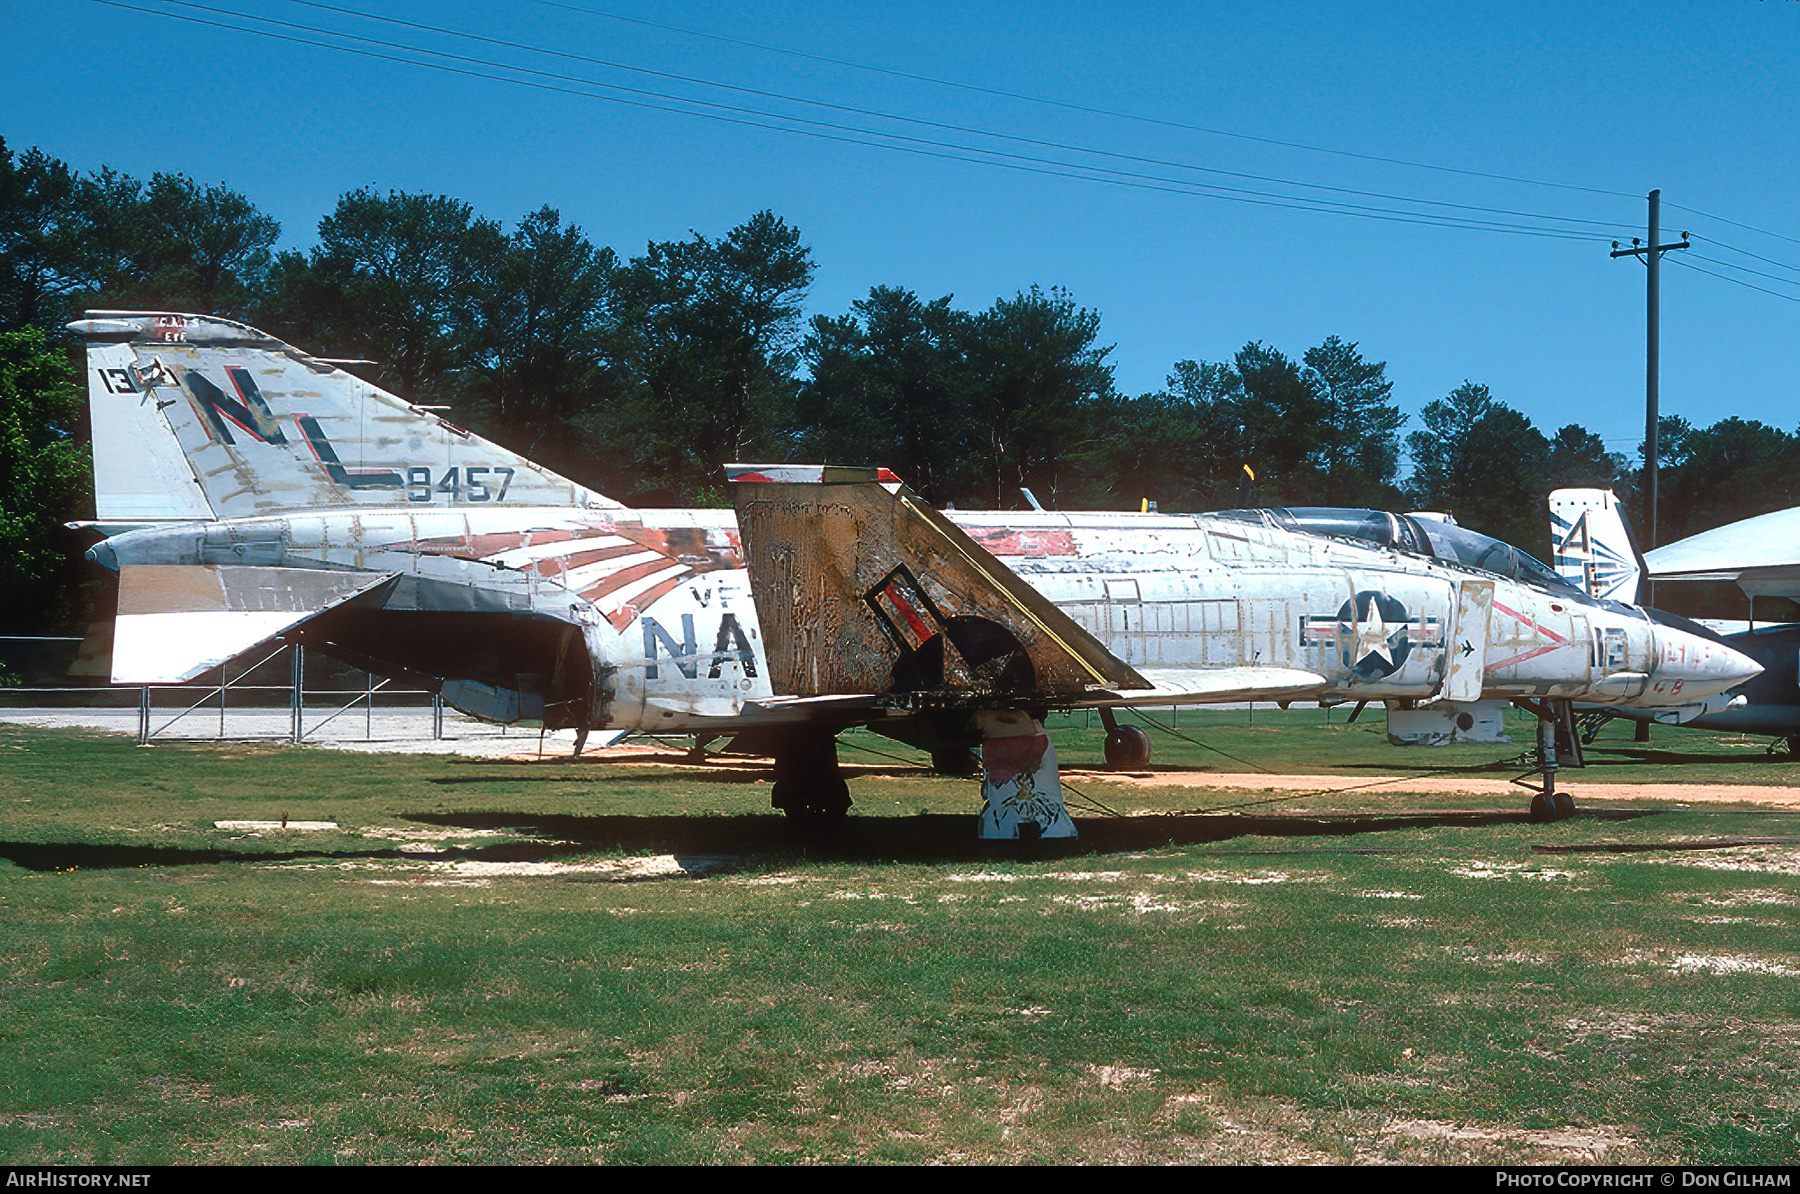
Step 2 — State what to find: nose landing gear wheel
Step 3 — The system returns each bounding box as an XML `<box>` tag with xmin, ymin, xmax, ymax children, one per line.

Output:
<box><xmin>1529</xmin><ymin>792</ymin><xmax>1577</xmax><ymax>822</ymax></box>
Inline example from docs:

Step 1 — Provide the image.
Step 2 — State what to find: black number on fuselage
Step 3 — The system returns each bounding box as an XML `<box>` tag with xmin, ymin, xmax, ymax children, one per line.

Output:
<box><xmin>404</xmin><ymin>466</ymin><xmax>517</xmax><ymax>502</ymax></box>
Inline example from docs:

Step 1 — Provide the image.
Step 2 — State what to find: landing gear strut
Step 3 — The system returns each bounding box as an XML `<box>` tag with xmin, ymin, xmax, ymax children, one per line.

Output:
<box><xmin>1518</xmin><ymin>699</ymin><xmax>1579</xmax><ymax>822</ymax></box>
<box><xmin>770</xmin><ymin>728</ymin><xmax>851</xmax><ymax>829</ymax></box>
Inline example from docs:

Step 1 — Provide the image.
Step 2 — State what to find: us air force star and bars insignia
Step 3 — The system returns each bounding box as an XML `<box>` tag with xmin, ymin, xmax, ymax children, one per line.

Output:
<box><xmin>1300</xmin><ymin>591</ymin><xmax>1443</xmax><ymax>679</ymax></box>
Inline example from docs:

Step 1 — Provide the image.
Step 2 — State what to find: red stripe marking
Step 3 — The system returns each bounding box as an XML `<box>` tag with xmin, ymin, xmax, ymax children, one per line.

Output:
<box><xmin>882</xmin><ymin>582</ymin><xmax>935</xmax><ymax>646</ymax></box>
<box><xmin>532</xmin><ymin>543</ymin><xmax>647</xmax><ymax>578</ymax></box>
<box><xmin>578</xmin><ymin>558</ymin><xmax>686</xmax><ymax>603</ymax></box>
<box><xmin>1485</xmin><ymin>601</ymin><xmax>1568</xmax><ymax>673</ymax></box>
<box><xmin>604</xmin><ymin>572</ymin><xmax>693</xmax><ymax>632</ymax></box>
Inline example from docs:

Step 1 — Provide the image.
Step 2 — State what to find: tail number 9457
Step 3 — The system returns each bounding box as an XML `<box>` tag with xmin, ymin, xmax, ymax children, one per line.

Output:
<box><xmin>407</xmin><ymin>466</ymin><xmax>515</xmax><ymax>503</ymax></box>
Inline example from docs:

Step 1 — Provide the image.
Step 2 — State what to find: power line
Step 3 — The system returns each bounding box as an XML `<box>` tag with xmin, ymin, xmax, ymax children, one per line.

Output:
<box><xmin>96</xmin><ymin>0</ymin><xmax>1622</xmax><ymax>242</ymax></box>
<box><xmin>248</xmin><ymin>0</ymin><xmax>1639</xmax><ymax>237</ymax></box>
<box><xmin>1688</xmin><ymin>234</ymin><xmax>1800</xmax><ymax>278</ymax></box>
<box><xmin>1667</xmin><ymin>255</ymin><xmax>1800</xmax><ymax>304</ymax></box>
<box><xmin>1664</xmin><ymin>201</ymin><xmax>1800</xmax><ymax>251</ymax></box>
<box><xmin>1686</xmin><ymin>252</ymin><xmax>1800</xmax><ymax>292</ymax></box>
<box><xmin>529</xmin><ymin>0</ymin><xmax>1643</xmax><ymax>202</ymax></box>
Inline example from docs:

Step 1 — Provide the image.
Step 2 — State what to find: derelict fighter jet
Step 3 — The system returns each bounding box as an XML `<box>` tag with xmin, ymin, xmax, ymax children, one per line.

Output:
<box><xmin>67</xmin><ymin>312</ymin><xmax>1759</xmax><ymax>836</ymax></box>
<box><xmin>727</xmin><ymin>466</ymin><xmax>1760</xmax><ymax>832</ymax></box>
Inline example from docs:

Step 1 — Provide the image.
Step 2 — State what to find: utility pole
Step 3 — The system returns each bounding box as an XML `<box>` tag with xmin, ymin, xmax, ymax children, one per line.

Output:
<box><xmin>1612</xmin><ymin>191</ymin><xmax>1688</xmax><ymax>746</ymax></box>
<box><xmin>1610</xmin><ymin>190</ymin><xmax>1689</xmax><ymax>562</ymax></box>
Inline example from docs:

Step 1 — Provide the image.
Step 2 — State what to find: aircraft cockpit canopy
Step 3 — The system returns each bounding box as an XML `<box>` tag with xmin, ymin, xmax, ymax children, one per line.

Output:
<box><xmin>1221</xmin><ymin>507</ymin><xmax>1588</xmax><ymax>599</ymax></box>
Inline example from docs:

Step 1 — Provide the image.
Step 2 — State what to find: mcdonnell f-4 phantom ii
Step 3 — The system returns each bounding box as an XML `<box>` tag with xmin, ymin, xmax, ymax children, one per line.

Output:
<box><xmin>68</xmin><ymin>311</ymin><xmax>1759</xmax><ymax>837</ymax></box>
<box><xmin>725</xmin><ymin>466</ymin><xmax>1760</xmax><ymax>832</ymax></box>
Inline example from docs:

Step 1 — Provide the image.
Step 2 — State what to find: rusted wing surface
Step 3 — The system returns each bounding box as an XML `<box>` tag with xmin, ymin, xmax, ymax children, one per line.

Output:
<box><xmin>730</xmin><ymin>465</ymin><xmax>1147</xmax><ymax>705</ymax></box>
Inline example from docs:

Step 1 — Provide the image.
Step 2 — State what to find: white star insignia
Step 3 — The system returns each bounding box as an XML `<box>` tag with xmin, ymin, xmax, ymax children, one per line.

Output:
<box><xmin>1348</xmin><ymin>598</ymin><xmax>1408</xmax><ymax>669</ymax></box>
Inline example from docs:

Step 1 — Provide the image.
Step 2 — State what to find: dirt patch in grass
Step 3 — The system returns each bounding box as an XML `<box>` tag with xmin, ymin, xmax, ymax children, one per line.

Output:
<box><xmin>1380</xmin><ymin>1119</ymin><xmax>1637</xmax><ymax>1162</ymax></box>
<box><xmin>1666</xmin><ymin>846</ymin><xmax>1800</xmax><ymax>876</ymax></box>
<box><xmin>1667</xmin><ymin>954</ymin><xmax>1800</xmax><ymax>978</ymax></box>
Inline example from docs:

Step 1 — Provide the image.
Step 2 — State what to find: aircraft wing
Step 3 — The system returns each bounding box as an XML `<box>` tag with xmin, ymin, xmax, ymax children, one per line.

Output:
<box><xmin>744</xmin><ymin>665</ymin><xmax>1327</xmax><ymax>717</ymax></box>
<box><xmin>1081</xmin><ymin>666</ymin><xmax>1328</xmax><ymax>707</ymax></box>
<box><xmin>113</xmin><ymin>564</ymin><xmax>397</xmax><ymax>684</ymax></box>
<box><xmin>727</xmin><ymin>464</ymin><xmax>1327</xmax><ymax>714</ymax></box>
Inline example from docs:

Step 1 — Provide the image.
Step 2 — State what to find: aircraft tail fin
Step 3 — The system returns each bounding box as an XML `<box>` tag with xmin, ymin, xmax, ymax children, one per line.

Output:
<box><xmin>68</xmin><ymin>312</ymin><xmax>622</xmax><ymax>522</ymax></box>
<box><xmin>1549</xmin><ymin>488</ymin><xmax>1644</xmax><ymax>603</ymax></box>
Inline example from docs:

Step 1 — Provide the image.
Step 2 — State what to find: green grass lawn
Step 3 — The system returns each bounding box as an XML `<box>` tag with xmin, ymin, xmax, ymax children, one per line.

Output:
<box><xmin>1</xmin><ymin>721</ymin><xmax>1797</xmax><ymax>1164</ymax></box>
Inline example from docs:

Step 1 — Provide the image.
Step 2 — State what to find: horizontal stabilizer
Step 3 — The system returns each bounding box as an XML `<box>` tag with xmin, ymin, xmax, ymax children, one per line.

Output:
<box><xmin>114</xmin><ymin>565</ymin><xmax>395</xmax><ymax>683</ymax></box>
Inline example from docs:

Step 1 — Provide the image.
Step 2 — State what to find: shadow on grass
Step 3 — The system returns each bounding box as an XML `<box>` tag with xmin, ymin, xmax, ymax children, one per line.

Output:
<box><xmin>428</xmin><ymin>761</ymin><xmax>935</xmax><ymax>786</ymax></box>
<box><xmin>1581</xmin><ymin>746</ymin><xmax>1796</xmax><ymax>767</ymax></box>
<box><xmin>398</xmin><ymin>806</ymin><xmax>1661</xmax><ymax>863</ymax></box>
<box><xmin>0</xmin><ymin>807</ymin><xmax>1662</xmax><ymax>873</ymax></box>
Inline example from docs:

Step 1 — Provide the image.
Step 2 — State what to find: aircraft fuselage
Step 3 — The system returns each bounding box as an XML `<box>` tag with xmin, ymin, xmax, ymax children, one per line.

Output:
<box><xmin>91</xmin><ymin>503</ymin><xmax>1758</xmax><ymax>732</ymax></box>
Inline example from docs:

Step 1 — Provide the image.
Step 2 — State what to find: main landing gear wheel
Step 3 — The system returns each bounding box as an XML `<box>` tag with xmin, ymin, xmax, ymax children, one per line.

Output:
<box><xmin>770</xmin><ymin>730</ymin><xmax>851</xmax><ymax>831</ymax></box>
<box><xmin>1103</xmin><ymin>724</ymin><xmax>1152</xmax><ymax>770</ymax></box>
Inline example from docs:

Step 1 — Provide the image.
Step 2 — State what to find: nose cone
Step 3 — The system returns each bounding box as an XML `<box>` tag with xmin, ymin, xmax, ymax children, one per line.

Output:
<box><xmin>1648</xmin><ymin>625</ymin><xmax>1762</xmax><ymax>702</ymax></box>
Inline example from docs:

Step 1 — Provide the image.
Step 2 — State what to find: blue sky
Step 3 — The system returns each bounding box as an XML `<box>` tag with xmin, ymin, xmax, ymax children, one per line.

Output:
<box><xmin>8</xmin><ymin>0</ymin><xmax>1799</xmax><ymax>466</ymax></box>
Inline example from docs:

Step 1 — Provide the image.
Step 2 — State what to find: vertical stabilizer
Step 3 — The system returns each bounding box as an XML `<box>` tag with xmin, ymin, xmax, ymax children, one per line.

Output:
<box><xmin>81</xmin><ymin>327</ymin><xmax>215</xmax><ymax>522</ymax></box>
<box><xmin>1549</xmin><ymin>488</ymin><xmax>1644</xmax><ymax>603</ymax></box>
<box><xmin>68</xmin><ymin>312</ymin><xmax>622</xmax><ymax>520</ymax></box>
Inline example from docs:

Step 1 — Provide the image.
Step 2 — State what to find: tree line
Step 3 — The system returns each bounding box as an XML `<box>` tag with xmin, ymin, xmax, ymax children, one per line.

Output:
<box><xmin>5</xmin><ymin>135</ymin><xmax>1798</xmax><ymax>631</ymax></box>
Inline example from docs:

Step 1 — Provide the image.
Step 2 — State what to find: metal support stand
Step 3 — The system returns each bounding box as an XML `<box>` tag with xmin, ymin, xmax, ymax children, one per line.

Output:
<box><xmin>289</xmin><ymin>642</ymin><xmax>305</xmax><ymax>743</ymax></box>
<box><xmin>432</xmin><ymin>692</ymin><xmax>444</xmax><ymax>739</ymax></box>
<box><xmin>137</xmin><ymin>686</ymin><xmax>150</xmax><ymax>745</ymax></box>
<box><xmin>1538</xmin><ymin>717</ymin><xmax>1558</xmax><ymax>799</ymax></box>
